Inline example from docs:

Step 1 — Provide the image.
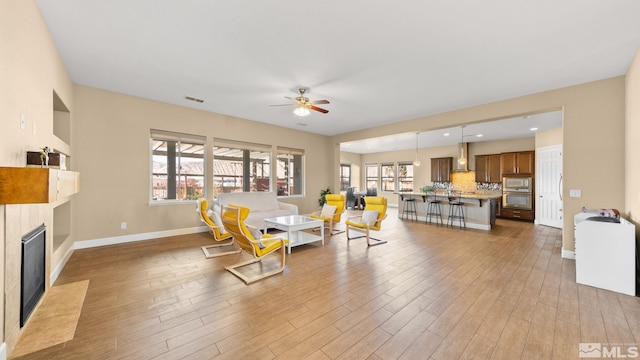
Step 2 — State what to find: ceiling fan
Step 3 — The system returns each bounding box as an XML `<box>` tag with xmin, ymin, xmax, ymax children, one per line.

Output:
<box><xmin>270</xmin><ymin>88</ymin><xmax>330</xmax><ymax>116</ymax></box>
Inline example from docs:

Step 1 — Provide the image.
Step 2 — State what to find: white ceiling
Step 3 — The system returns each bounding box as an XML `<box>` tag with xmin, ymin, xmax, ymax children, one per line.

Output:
<box><xmin>36</xmin><ymin>1</ymin><xmax>640</xmax><ymax>141</ymax></box>
<box><xmin>341</xmin><ymin>111</ymin><xmax>562</xmax><ymax>154</ymax></box>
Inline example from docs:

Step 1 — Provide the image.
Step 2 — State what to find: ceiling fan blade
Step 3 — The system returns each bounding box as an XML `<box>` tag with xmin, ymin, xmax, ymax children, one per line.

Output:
<box><xmin>269</xmin><ymin>103</ymin><xmax>296</xmax><ymax>107</ymax></box>
<box><xmin>310</xmin><ymin>100</ymin><xmax>330</xmax><ymax>105</ymax></box>
<box><xmin>284</xmin><ymin>96</ymin><xmax>297</xmax><ymax>101</ymax></box>
<box><xmin>310</xmin><ymin>105</ymin><xmax>329</xmax><ymax>114</ymax></box>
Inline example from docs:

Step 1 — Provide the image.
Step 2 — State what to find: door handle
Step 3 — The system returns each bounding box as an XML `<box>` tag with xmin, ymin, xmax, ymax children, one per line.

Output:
<box><xmin>558</xmin><ymin>175</ymin><xmax>563</xmax><ymax>201</ymax></box>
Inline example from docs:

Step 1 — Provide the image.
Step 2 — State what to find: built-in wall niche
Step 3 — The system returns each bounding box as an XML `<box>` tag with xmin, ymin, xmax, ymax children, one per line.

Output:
<box><xmin>53</xmin><ymin>201</ymin><xmax>71</xmax><ymax>252</ymax></box>
<box><xmin>53</xmin><ymin>90</ymin><xmax>70</xmax><ymax>146</ymax></box>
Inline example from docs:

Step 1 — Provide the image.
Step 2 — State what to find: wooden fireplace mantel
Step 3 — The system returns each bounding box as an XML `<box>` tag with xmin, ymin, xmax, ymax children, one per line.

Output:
<box><xmin>0</xmin><ymin>167</ymin><xmax>79</xmax><ymax>204</ymax></box>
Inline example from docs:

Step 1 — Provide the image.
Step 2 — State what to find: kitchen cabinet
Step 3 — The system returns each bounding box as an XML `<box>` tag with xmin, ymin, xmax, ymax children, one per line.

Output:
<box><xmin>475</xmin><ymin>154</ymin><xmax>501</xmax><ymax>183</ymax></box>
<box><xmin>500</xmin><ymin>208</ymin><xmax>533</xmax><ymax>221</ymax></box>
<box><xmin>501</xmin><ymin>151</ymin><xmax>534</xmax><ymax>176</ymax></box>
<box><xmin>430</xmin><ymin>157</ymin><xmax>452</xmax><ymax>183</ymax></box>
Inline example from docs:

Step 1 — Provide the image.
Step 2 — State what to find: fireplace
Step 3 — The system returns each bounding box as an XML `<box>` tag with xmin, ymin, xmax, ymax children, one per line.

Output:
<box><xmin>21</xmin><ymin>224</ymin><xmax>45</xmax><ymax>327</ymax></box>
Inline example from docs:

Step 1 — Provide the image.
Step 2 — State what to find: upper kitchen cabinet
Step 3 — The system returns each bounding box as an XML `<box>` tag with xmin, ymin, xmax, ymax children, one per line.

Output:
<box><xmin>475</xmin><ymin>154</ymin><xmax>502</xmax><ymax>183</ymax></box>
<box><xmin>431</xmin><ymin>157</ymin><xmax>453</xmax><ymax>182</ymax></box>
<box><xmin>501</xmin><ymin>151</ymin><xmax>534</xmax><ymax>176</ymax></box>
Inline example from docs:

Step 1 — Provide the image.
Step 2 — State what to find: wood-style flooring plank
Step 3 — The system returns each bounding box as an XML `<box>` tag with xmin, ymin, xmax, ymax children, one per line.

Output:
<box><xmin>10</xmin><ymin>212</ymin><xmax>640</xmax><ymax>360</ymax></box>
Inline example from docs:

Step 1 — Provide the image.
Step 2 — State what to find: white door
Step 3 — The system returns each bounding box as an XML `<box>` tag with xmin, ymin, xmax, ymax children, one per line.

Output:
<box><xmin>537</xmin><ymin>145</ymin><xmax>563</xmax><ymax>228</ymax></box>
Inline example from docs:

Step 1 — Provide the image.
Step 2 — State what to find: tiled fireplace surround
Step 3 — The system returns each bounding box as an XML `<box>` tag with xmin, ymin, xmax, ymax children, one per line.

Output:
<box><xmin>2</xmin><ymin>203</ymin><xmax>53</xmax><ymax>355</ymax></box>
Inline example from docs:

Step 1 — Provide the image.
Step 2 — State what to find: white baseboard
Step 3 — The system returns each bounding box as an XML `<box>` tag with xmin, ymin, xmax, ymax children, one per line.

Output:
<box><xmin>0</xmin><ymin>342</ymin><xmax>6</xmax><ymax>360</ymax></box>
<box><xmin>74</xmin><ymin>226</ymin><xmax>207</xmax><ymax>249</ymax></box>
<box><xmin>50</xmin><ymin>245</ymin><xmax>75</xmax><ymax>284</ymax></box>
<box><xmin>562</xmin><ymin>249</ymin><xmax>576</xmax><ymax>259</ymax></box>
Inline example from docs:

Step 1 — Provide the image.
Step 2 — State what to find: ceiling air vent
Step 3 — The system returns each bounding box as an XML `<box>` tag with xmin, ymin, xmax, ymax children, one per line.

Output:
<box><xmin>184</xmin><ymin>96</ymin><xmax>204</xmax><ymax>103</ymax></box>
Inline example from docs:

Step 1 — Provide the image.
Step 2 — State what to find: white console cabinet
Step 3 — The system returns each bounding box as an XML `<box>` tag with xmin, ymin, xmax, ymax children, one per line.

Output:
<box><xmin>574</xmin><ymin>213</ymin><xmax>636</xmax><ymax>296</ymax></box>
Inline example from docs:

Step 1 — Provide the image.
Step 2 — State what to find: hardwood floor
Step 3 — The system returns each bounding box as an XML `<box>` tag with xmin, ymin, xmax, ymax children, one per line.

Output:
<box><xmin>13</xmin><ymin>209</ymin><xmax>640</xmax><ymax>359</ymax></box>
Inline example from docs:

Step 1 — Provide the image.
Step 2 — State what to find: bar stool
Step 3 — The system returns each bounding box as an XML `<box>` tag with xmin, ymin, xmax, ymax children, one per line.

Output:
<box><xmin>447</xmin><ymin>190</ymin><xmax>466</xmax><ymax>228</ymax></box>
<box><xmin>401</xmin><ymin>193</ymin><xmax>418</xmax><ymax>221</ymax></box>
<box><xmin>425</xmin><ymin>190</ymin><xmax>443</xmax><ymax>225</ymax></box>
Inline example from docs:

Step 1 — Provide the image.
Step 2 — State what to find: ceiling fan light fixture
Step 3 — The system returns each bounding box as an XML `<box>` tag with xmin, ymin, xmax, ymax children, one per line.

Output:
<box><xmin>293</xmin><ymin>106</ymin><xmax>310</xmax><ymax>117</ymax></box>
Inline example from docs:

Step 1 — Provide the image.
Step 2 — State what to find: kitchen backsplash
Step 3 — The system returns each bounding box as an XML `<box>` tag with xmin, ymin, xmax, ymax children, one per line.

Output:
<box><xmin>431</xmin><ymin>171</ymin><xmax>502</xmax><ymax>194</ymax></box>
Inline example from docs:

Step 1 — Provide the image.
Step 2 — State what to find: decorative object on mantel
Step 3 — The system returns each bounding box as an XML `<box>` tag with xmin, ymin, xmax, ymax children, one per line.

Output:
<box><xmin>27</xmin><ymin>148</ymin><xmax>65</xmax><ymax>169</ymax></box>
<box><xmin>40</xmin><ymin>146</ymin><xmax>50</xmax><ymax>167</ymax></box>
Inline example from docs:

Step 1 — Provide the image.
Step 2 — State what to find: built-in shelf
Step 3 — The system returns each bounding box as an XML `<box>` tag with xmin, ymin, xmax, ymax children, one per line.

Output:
<box><xmin>53</xmin><ymin>201</ymin><xmax>71</xmax><ymax>252</ymax></box>
<box><xmin>0</xmin><ymin>167</ymin><xmax>79</xmax><ymax>204</ymax></box>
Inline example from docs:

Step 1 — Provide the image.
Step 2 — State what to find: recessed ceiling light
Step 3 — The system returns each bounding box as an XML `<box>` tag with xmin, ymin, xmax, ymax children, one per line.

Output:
<box><xmin>444</xmin><ymin>133</ymin><xmax>450</xmax><ymax>136</ymax></box>
<box><xmin>530</xmin><ymin>127</ymin><xmax>538</xmax><ymax>131</ymax></box>
<box><xmin>476</xmin><ymin>134</ymin><xmax>483</xmax><ymax>137</ymax></box>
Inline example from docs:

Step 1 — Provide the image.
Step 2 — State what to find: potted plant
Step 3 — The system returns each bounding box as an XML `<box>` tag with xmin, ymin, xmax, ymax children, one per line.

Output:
<box><xmin>318</xmin><ymin>187</ymin><xmax>332</xmax><ymax>207</ymax></box>
<box><xmin>421</xmin><ymin>185</ymin><xmax>434</xmax><ymax>193</ymax></box>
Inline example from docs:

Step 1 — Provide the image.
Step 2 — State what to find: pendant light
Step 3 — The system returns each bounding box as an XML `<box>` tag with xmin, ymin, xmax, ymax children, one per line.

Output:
<box><xmin>458</xmin><ymin>126</ymin><xmax>467</xmax><ymax>167</ymax></box>
<box><xmin>413</xmin><ymin>132</ymin><xmax>421</xmax><ymax>166</ymax></box>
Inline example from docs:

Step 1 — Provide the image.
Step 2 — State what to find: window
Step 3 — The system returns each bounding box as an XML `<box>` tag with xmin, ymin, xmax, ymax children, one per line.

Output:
<box><xmin>213</xmin><ymin>139</ymin><xmax>271</xmax><ymax>196</ymax></box>
<box><xmin>151</xmin><ymin>130</ymin><xmax>205</xmax><ymax>202</ymax></box>
<box><xmin>365</xmin><ymin>164</ymin><xmax>378</xmax><ymax>190</ymax></box>
<box><xmin>380</xmin><ymin>163</ymin><xmax>396</xmax><ymax>192</ymax></box>
<box><xmin>398</xmin><ymin>162</ymin><xmax>414</xmax><ymax>191</ymax></box>
<box><xmin>277</xmin><ymin>147</ymin><xmax>304</xmax><ymax>196</ymax></box>
<box><xmin>340</xmin><ymin>164</ymin><xmax>351</xmax><ymax>191</ymax></box>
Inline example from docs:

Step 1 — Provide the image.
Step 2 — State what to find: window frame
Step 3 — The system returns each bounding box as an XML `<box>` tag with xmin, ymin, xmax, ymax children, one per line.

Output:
<box><xmin>365</xmin><ymin>164</ymin><xmax>379</xmax><ymax>191</ymax></box>
<box><xmin>150</xmin><ymin>129</ymin><xmax>206</xmax><ymax>204</ymax></box>
<box><xmin>340</xmin><ymin>163</ymin><xmax>351</xmax><ymax>191</ymax></box>
<box><xmin>213</xmin><ymin>138</ymin><xmax>272</xmax><ymax>196</ymax></box>
<box><xmin>380</xmin><ymin>163</ymin><xmax>396</xmax><ymax>192</ymax></box>
<box><xmin>276</xmin><ymin>146</ymin><xmax>305</xmax><ymax>197</ymax></box>
<box><xmin>397</xmin><ymin>162</ymin><xmax>414</xmax><ymax>192</ymax></box>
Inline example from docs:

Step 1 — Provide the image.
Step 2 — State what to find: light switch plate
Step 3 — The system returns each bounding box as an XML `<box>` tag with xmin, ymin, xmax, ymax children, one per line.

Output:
<box><xmin>569</xmin><ymin>189</ymin><xmax>582</xmax><ymax>198</ymax></box>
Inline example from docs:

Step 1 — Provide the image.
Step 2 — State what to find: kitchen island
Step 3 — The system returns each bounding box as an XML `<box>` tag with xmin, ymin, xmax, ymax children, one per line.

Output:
<box><xmin>398</xmin><ymin>191</ymin><xmax>502</xmax><ymax>230</ymax></box>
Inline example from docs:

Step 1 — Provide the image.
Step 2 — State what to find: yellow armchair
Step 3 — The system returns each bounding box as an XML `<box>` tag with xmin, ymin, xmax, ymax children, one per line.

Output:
<box><xmin>196</xmin><ymin>198</ymin><xmax>241</xmax><ymax>258</ymax></box>
<box><xmin>221</xmin><ymin>204</ymin><xmax>288</xmax><ymax>284</ymax></box>
<box><xmin>310</xmin><ymin>193</ymin><xmax>345</xmax><ymax>235</ymax></box>
<box><xmin>345</xmin><ymin>196</ymin><xmax>388</xmax><ymax>246</ymax></box>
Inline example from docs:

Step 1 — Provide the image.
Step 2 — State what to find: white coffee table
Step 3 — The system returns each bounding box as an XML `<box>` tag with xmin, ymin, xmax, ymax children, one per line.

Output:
<box><xmin>264</xmin><ymin>215</ymin><xmax>324</xmax><ymax>254</ymax></box>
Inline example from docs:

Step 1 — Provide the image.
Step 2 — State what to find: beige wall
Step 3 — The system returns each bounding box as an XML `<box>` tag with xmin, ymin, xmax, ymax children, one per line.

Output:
<box><xmin>535</xmin><ymin>127</ymin><xmax>563</xmax><ymax>149</ymax></box>
<box><xmin>72</xmin><ymin>86</ymin><xmax>334</xmax><ymax>241</ymax></box>
<box><xmin>626</xmin><ymin>48</ymin><xmax>640</xmax><ymax>229</ymax></box>
<box><xmin>0</xmin><ymin>0</ymin><xmax>75</xmax><ymax>353</ymax></box>
<box><xmin>332</xmin><ymin>77</ymin><xmax>626</xmax><ymax>253</ymax></box>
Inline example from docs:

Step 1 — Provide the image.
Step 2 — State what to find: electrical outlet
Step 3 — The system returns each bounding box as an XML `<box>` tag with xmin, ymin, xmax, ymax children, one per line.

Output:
<box><xmin>569</xmin><ymin>189</ymin><xmax>582</xmax><ymax>198</ymax></box>
<box><xmin>120</xmin><ymin>222</ymin><xmax>127</xmax><ymax>229</ymax></box>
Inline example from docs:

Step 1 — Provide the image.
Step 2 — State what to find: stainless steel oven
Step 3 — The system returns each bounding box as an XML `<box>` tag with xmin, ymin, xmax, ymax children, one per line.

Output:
<box><xmin>503</xmin><ymin>191</ymin><xmax>533</xmax><ymax>209</ymax></box>
<box><xmin>503</xmin><ymin>176</ymin><xmax>533</xmax><ymax>209</ymax></box>
<box><xmin>503</xmin><ymin>177</ymin><xmax>532</xmax><ymax>192</ymax></box>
